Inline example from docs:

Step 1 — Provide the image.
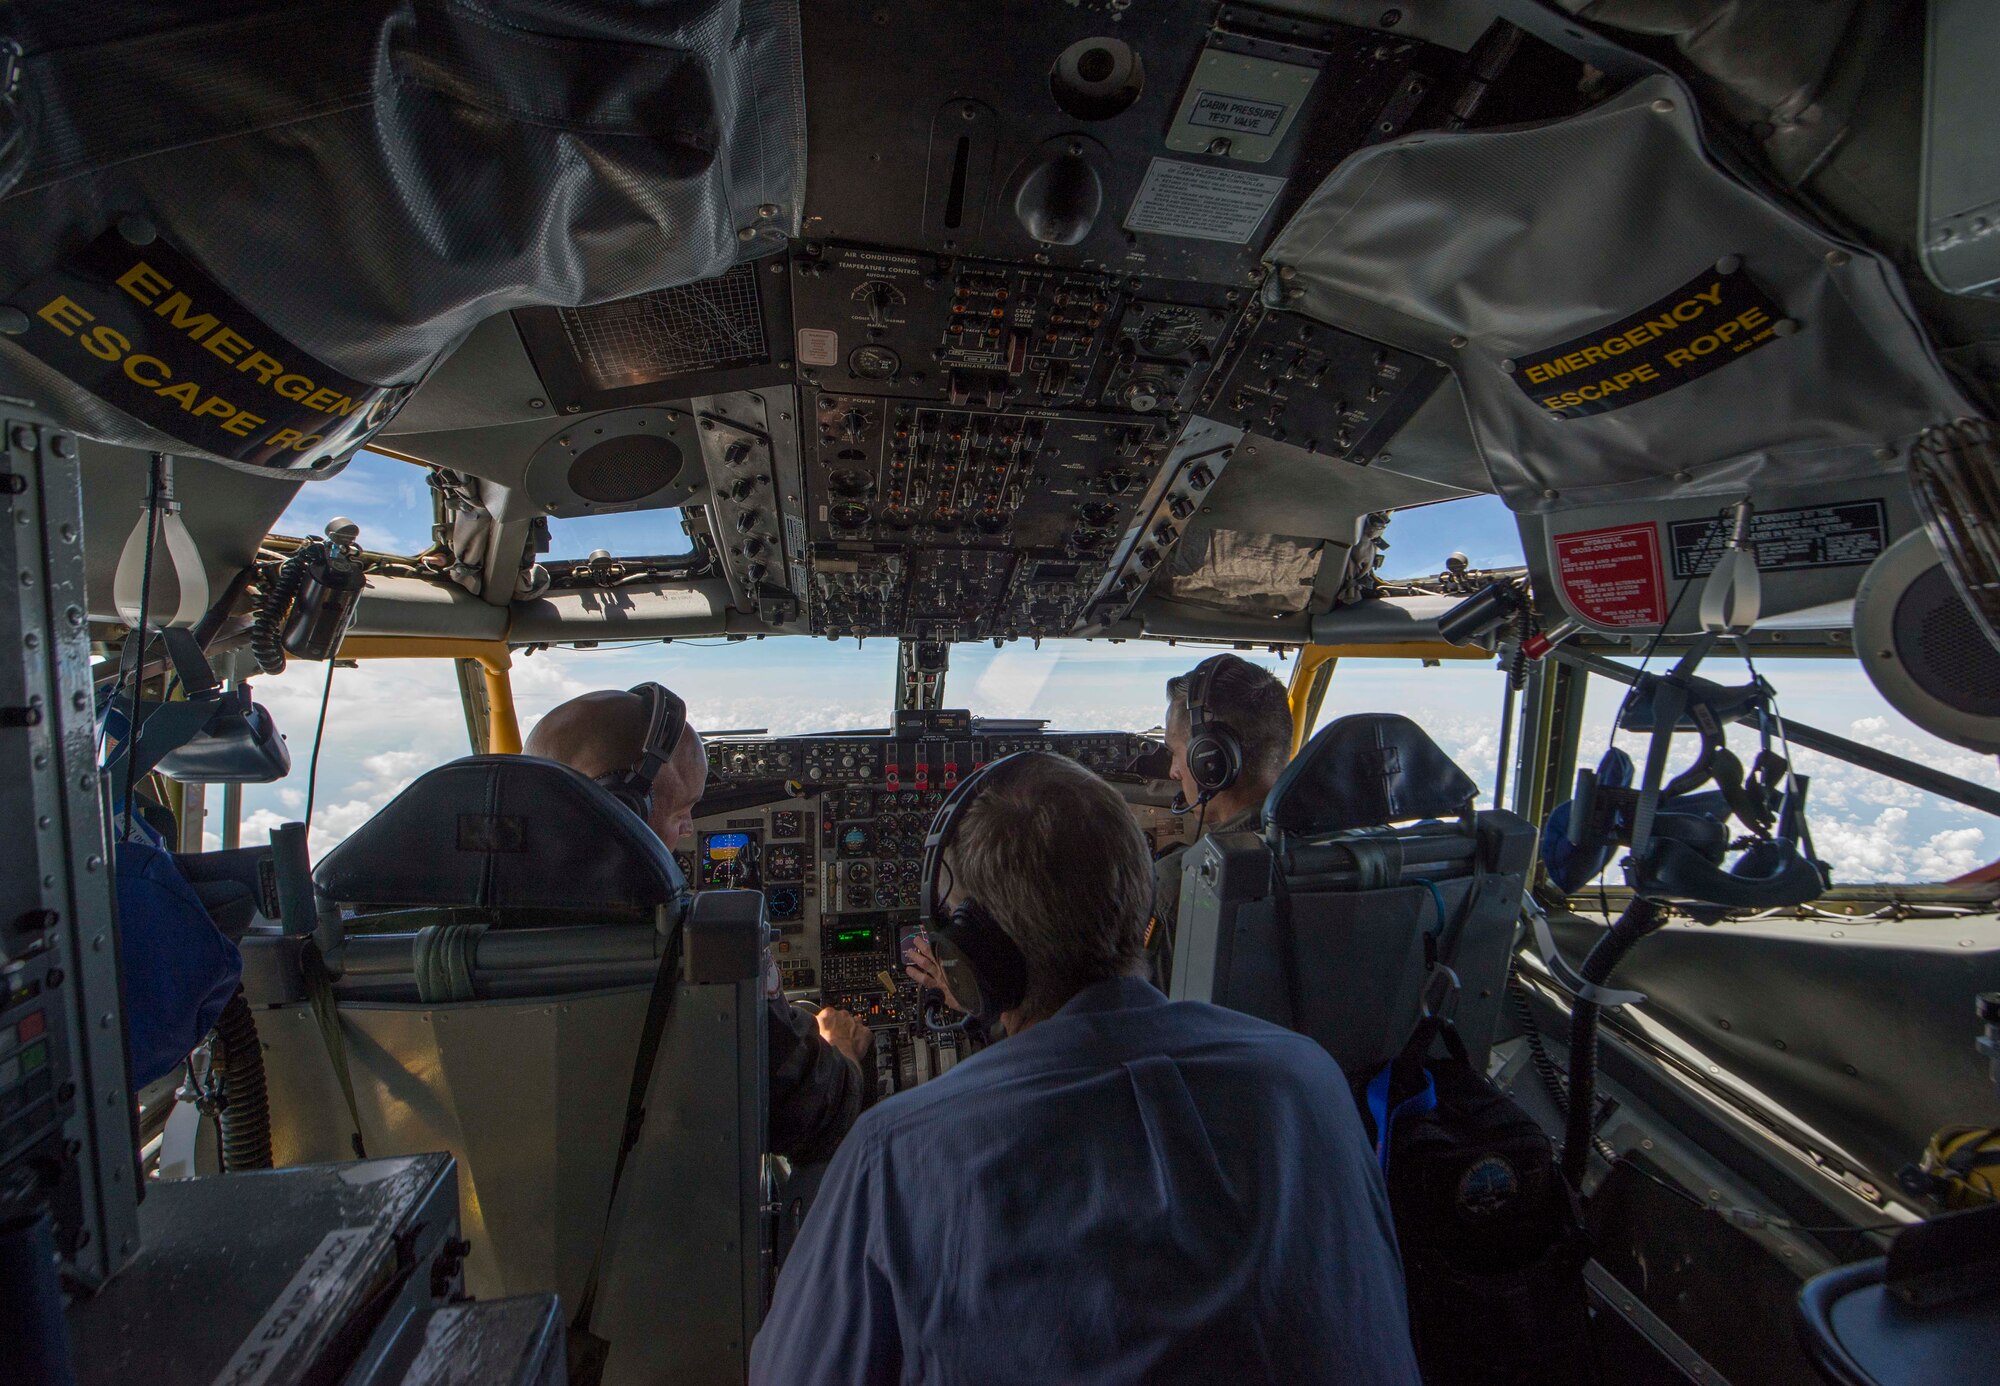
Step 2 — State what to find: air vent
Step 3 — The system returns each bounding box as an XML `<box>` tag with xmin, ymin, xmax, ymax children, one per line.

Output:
<box><xmin>558</xmin><ymin>262</ymin><xmax>768</xmax><ymax>393</ymax></box>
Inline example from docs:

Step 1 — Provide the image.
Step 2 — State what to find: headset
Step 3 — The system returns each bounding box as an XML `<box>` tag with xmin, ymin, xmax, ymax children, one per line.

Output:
<box><xmin>917</xmin><ymin>752</ymin><xmax>1033</xmax><ymax>1027</ymax></box>
<box><xmin>595</xmin><ymin>682</ymin><xmax>689</xmax><ymax>822</ymax></box>
<box><xmin>1171</xmin><ymin>654</ymin><xmax>1245</xmax><ymax>815</ymax></box>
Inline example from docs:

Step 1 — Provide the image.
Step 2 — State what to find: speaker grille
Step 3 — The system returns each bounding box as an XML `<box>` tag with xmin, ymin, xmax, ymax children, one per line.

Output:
<box><xmin>567</xmin><ymin>434</ymin><xmax>685</xmax><ymax>504</ymax></box>
<box><xmin>1896</xmin><ymin>564</ymin><xmax>2000</xmax><ymax>717</ymax></box>
<box><xmin>558</xmin><ymin>263</ymin><xmax>767</xmax><ymax>392</ymax></box>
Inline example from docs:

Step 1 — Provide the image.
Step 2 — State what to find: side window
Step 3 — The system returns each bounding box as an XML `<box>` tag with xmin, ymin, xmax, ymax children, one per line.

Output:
<box><xmin>1572</xmin><ymin>659</ymin><xmax>1999</xmax><ymax>886</ymax></box>
<box><xmin>223</xmin><ymin>658</ymin><xmax>475</xmax><ymax>859</ymax></box>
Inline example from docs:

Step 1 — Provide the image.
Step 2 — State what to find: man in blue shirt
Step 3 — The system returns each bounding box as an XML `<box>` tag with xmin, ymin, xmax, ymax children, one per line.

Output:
<box><xmin>752</xmin><ymin>753</ymin><xmax>1419</xmax><ymax>1385</ymax></box>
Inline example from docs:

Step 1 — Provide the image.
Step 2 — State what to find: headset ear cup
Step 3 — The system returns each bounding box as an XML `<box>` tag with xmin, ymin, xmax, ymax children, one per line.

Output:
<box><xmin>941</xmin><ymin>900</ymin><xmax>1029</xmax><ymax>1022</ymax></box>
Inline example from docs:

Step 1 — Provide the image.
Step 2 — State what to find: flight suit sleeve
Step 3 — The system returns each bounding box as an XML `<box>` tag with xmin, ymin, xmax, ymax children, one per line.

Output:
<box><xmin>767</xmin><ymin>996</ymin><xmax>871</xmax><ymax>1166</ymax></box>
<box><xmin>1146</xmin><ymin>844</ymin><xmax>1187</xmax><ymax>993</ymax></box>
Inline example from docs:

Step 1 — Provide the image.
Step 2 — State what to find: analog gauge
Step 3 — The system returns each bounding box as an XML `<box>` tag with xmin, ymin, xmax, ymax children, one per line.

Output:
<box><xmin>840</xmin><ymin>823</ymin><xmax>875</xmax><ymax>857</ymax></box>
<box><xmin>767</xmin><ymin>887</ymin><xmax>802</xmax><ymax>922</ymax></box>
<box><xmin>846</xmin><ymin>860</ymin><xmax>873</xmax><ymax>884</ymax></box>
<box><xmin>830</xmin><ymin>501</ymin><xmax>870</xmax><ymax>530</ymax></box>
<box><xmin>771</xmin><ymin>811</ymin><xmax>803</xmax><ymax>840</ymax></box>
<box><xmin>849</xmin><ymin>344</ymin><xmax>901</xmax><ymax>380</ymax></box>
<box><xmin>673</xmin><ymin>851</ymin><xmax>696</xmax><ymax>879</ymax></box>
<box><xmin>829</xmin><ymin>468</ymin><xmax>876</xmax><ymax>498</ymax></box>
<box><xmin>1136</xmin><ymin>306</ymin><xmax>1203</xmax><ymax>357</ymax></box>
<box><xmin>765</xmin><ymin>844</ymin><xmax>804</xmax><ymax>883</ymax></box>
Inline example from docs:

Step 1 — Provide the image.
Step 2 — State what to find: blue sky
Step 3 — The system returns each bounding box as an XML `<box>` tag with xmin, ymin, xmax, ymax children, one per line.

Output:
<box><xmin>234</xmin><ymin>450</ymin><xmax>1996</xmax><ymax>883</ymax></box>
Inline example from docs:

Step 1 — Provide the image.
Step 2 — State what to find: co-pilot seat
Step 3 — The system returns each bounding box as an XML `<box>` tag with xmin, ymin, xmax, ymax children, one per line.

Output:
<box><xmin>248</xmin><ymin>755</ymin><xmax>768</xmax><ymax>1367</ymax></box>
<box><xmin>1170</xmin><ymin>713</ymin><xmax>1536</xmax><ymax>1078</ymax></box>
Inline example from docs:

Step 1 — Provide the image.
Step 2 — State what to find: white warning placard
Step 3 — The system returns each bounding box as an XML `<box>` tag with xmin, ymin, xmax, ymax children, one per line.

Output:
<box><xmin>1123</xmin><ymin>158</ymin><xmax>1287</xmax><ymax>244</ymax></box>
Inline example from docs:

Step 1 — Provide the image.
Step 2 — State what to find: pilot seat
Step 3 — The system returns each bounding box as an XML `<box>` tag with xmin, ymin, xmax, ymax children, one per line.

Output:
<box><xmin>1169</xmin><ymin>711</ymin><xmax>1535</xmax><ymax>1083</ymax></box>
<box><xmin>245</xmin><ymin>755</ymin><xmax>769</xmax><ymax>1383</ymax></box>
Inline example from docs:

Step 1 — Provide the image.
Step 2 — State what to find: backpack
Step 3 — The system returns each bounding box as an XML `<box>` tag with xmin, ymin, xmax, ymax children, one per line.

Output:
<box><xmin>1362</xmin><ymin>1022</ymin><xmax>1595</xmax><ymax>1386</ymax></box>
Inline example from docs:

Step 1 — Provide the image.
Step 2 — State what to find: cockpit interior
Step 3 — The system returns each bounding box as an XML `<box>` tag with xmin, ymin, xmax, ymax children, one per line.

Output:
<box><xmin>3</xmin><ymin>1</ymin><xmax>1999</xmax><ymax>1384</ymax></box>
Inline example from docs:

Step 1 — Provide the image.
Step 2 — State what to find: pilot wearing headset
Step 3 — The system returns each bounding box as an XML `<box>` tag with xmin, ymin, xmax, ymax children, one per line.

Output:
<box><xmin>1148</xmin><ymin>653</ymin><xmax>1297</xmax><ymax>989</ymax></box>
<box><xmin>526</xmin><ymin>685</ymin><xmax>875</xmax><ymax>1166</ymax></box>
<box><xmin>755</xmin><ymin>751</ymin><xmax>1418</xmax><ymax>1384</ymax></box>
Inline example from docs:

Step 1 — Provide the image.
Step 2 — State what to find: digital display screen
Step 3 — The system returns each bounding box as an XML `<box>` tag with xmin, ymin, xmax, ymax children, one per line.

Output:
<box><xmin>704</xmin><ymin>831</ymin><xmax>751</xmax><ymax>861</ymax></box>
<box><xmin>830</xmin><ymin>926</ymin><xmax>879</xmax><ymax>954</ymax></box>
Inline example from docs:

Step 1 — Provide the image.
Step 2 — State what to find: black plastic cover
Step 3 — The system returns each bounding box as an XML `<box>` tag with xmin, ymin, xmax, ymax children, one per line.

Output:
<box><xmin>315</xmin><ymin>754</ymin><xmax>686</xmax><ymax>912</ymax></box>
<box><xmin>1265</xmin><ymin>712</ymin><xmax>1480</xmax><ymax>835</ymax></box>
<box><xmin>0</xmin><ymin>1</ymin><xmax>803</xmax><ymax>470</ymax></box>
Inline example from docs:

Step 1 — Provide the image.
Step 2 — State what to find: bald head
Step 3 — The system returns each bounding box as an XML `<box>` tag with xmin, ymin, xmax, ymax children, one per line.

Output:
<box><xmin>526</xmin><ymin>688</ymin><xmax>708</xmax><ymax>845</ymax></box>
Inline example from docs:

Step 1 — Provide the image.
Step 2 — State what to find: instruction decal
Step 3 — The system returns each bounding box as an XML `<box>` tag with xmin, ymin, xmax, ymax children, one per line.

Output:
<box><xmin>1513</xmin><ymin>266</ymin><xmax>1785</xmax><ymax>419</ymax></box>
<box><xmin>796</xmin><ymin>328</ymin><xmax>839</xmax><ymax>368</ymax></box>
<box><xmin>1123</xmin><ymin>158</ymin><xmax>1287</xmax><ymax>244</ymax></box>
<box><xmin>1552</xmin><ymin>522</ymin><xmax>1667</xmax><ymax>628</ymax></box>
<box><xmin>1669</xmin><ymin>500</ymin><xmax>1889</xmax><ymax>578</ymax></box>
<box><xmin>3</xmin><ymin>229</ymin><xmax>409</xmax><ymax>466</ymax></box>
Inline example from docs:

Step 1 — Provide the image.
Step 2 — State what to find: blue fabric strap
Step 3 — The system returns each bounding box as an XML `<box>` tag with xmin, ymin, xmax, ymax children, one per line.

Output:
<box><xmin>1365</xmin><ymin>1061</ymin><xmax>1438</xmax><ymax>1174</ymax></box>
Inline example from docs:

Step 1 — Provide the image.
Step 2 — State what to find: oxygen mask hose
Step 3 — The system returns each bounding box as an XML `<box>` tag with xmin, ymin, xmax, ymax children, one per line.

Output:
<box><xmin>1560</xmin><ymin>895</ymin><xmax>1667</xmax><ymax>1188</ymax></box>
<box><xmin>213</xmin><ymin>988</ymin><xmax>273</xmax><ymax>1171</ymax></box>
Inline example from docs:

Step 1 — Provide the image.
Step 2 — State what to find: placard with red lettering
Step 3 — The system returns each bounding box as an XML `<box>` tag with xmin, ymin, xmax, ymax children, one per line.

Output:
<box><xmin>1551</xmin><ymin>522</ymin><xmax>1667</xmax><ymax>628</ymax></box>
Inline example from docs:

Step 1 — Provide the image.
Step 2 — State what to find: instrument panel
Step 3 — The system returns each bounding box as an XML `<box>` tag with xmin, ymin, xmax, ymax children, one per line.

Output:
<box><xmin>682</xmin><ymin>714</ymin><xmax>1167</xmax><ymax>1096</ymax></box>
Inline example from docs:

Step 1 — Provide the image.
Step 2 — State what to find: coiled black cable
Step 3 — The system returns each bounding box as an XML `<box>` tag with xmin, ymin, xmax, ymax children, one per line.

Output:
<box><xmin>1560</xmin><ymin>896</ymin><xmax>1666</xmax><ymax>1188</ymax></box>
<box><xmin>249</xmin><ymin>545</ymin><xmax>311</xmax><ymax>675</ymax></box>
<box><xmin>212</xmin><ymin>988</ymin><xmax>273</xmax><ymax>1171</ymax></box>
<box><xmin>1509</xmin><ymin>974</ymin><xmax>1569</xmax><ymax>1118</ymax></box>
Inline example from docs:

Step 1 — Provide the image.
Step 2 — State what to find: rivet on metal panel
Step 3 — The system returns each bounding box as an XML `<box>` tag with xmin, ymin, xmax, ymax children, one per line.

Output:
<box><xmin>1825</xmin><ymin>249</ymin><xmax>1850</xmax><ymax>267</ymax></box>
<box><xmin>1715</xmin><ymin>255</ymin><xmax>1741</xmax><ymax>275</ymax></box>
<box><xmin>0</xmin><ymin>306</ymin><xmax>28</xmax><ymax>335</ymax></box>
<box><xmin>1450</xmin><ymin>336</ymin><xmax>1468</xmax><ymax>349</ymax></box>
<box><xmin>1499</xmin><ymin>359</ymin><xmax>1515</xmax><ymax>373</ymax></box>
<box><xmin>1873</xmin><ymin>446</ymin><xmax>1897</xmax><ymax>462</ymax></box>
<box><xmin>117</xmin><ymin>214</ymin><xmax>158</xmax><ymax>246</ymax></box>
<box><xmin>1542</xmin><ymin>488</ymin><xmax>1560</xmax><ymax>500</ymax></box>
<box><xmin>1651</xmin><ymin>98</ymin><xmax>1675</xmax><ymax>114</ymax></box>
<box><xmin>1772</xmin><ymin>319</ymin><xmax>1799</xmax><ymax>336</ymax></box>
<box><xmin>1672</xmin><ymin>470</ymin><xmax>1693</xmax><ymax>483</ymax></box>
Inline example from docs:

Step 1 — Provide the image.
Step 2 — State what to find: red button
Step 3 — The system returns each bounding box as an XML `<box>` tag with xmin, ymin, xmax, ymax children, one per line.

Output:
<box><xmin>17</xmin><ymin>1010</ymin><xmax>44</xmax><ymax>1043</ymax></box>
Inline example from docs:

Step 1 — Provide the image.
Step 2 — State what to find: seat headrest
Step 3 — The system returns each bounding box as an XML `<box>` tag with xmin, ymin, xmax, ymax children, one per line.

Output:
<box><xmin>314</xmin><ymin>756</ymin><xmax>685</xmax><ymax>912</ymax></box>
<box><xmin>1264</xmin><ymin>713</ymin><xmax>1480</xmax><ymax>835</ymax></box>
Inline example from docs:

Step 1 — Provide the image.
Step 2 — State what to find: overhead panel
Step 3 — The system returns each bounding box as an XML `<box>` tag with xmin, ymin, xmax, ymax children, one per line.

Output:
<box><xmin>778</xmin><ymin>0</ymin><xmax>1495</xmax><ymax>641</ymax></box>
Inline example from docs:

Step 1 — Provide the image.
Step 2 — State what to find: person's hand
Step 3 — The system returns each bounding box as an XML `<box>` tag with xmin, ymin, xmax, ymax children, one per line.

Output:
<box><xmin>816</xmin><ymin>1007</ymin><xmax>874</xmax><ymax>1066</ymax></box>
<box><xmin>903</xmin><ymin>935</ymin><xmax>964</xmax><ymax>1014</ymax></box>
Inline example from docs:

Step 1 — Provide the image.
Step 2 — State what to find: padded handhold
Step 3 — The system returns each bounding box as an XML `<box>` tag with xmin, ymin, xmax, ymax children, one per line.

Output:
<box><xmin>1265</xmin><ymin>713</ymin><xmax>1480</xmax><ymax>836</ymax></box>
<box><xmin>157</xmin><ymin>690</ymin><xmax>292</xmax><ymax>784</ymax></box>
<box><xmin>314</xmin><ymin>755</ymin><xmax>685</xmax><ymax>913</ymax></box>
<box><xmin>1618</xmin><ymin>673</ymin><xmax>1768</xmax><ymax>733</ymax></box>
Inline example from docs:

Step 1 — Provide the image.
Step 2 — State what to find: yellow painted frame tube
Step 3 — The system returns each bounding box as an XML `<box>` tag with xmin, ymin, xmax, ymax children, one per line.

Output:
<box><xmin>1284</xmin><ymin>640</ymin><xmax>1493</xmax><ymax>752</ymax></box>
<box><xmin>336</xmin><ymin>637</ymin><xmax>523</xmax><ymax>754</ymax></box>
